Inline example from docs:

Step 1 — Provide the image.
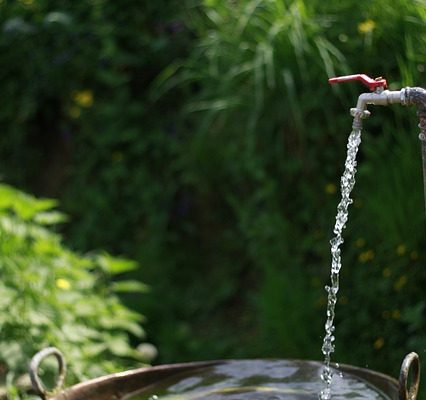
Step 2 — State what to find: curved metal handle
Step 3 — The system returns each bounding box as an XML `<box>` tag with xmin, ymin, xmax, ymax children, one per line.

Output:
<box><xmin>29</xmin><ymin>347</ymin><xmax>67</xmax><ymax>399</ymax></box>
<box><xmin>399</xmin><ymin>352</ymin><xmax>420</xmax><ymax>400</ymax></box>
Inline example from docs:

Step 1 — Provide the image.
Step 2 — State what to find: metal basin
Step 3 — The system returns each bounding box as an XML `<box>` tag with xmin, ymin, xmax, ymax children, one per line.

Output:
<box><xmin>29</xmin><ymin>348</ymin><xmax>420</xmax><ymax>400</ymax></box>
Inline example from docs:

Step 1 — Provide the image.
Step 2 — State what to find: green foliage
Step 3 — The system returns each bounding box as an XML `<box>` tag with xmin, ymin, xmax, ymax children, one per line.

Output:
<box><xmin>1</xmin><ymin>0</ymin><xmax>426</xmax><ymax>395</ymax></box>
<box><xmin>0</xmin><ymin>183</ymin><xmax>149</xmax><ymax>395</ymax></box>
<box><xmin>150</xmin><ymin>0</ymin><xmax>426</xmax><ymax>378</ymax></box>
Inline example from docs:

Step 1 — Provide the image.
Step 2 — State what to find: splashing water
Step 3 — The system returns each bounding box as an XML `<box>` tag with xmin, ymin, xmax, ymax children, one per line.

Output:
<box><xmin>319</xmin><ymin>129</ymin><xmax>362</xmax><ymax>400</ymax></box>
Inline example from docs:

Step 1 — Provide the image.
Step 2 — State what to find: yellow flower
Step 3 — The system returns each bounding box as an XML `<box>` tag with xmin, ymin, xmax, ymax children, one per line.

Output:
<box><xmin>358</xmin><ymin>19</ymin><xmax>376</xmax><ymax>34</ymax></box>
<box><xmin>56</xmin><ymin>278</ymin><xmax>71</xmax><ymax>290</ymax></box>
<box><xmin>19</xmin><ymin>0</ymin><xmax>34</xmax><ymax>5</ymax></box>
<box><xmin>358</xmin><ymin>249</ymin><xmax>375</xmax><ymax>263</ymax></box>
<box><xmin>396</xmin><ymin>244</ymin><xmax>406</xmax><ymax>256</ymax></box>
<box><xmin>373</xmin><ymin>337</ymin><xmax>385</xmax><ymax>350</ymax></box>
<box><xmin>392</xmin><ymin>310</ymin><xmax>401</xmax><ymax>319</ymax></box>
<box><xmin>394</xmin><ymin>275</ymin><xmax>408</xmax><ymax>291</ymax></box>
<box><xmin>325</xmin><ymin>183</ymin><xmax>337</xmax><ymax>195</ymax></box>
<box><xmin>355</xmin><ymin>238</ymin><xmax>366</xmax><ymax>248</ymax></box>
<box><xmin>71</xmin><ymin>90</ymin><xmax>94</xmax><ymax>108</ymax></box>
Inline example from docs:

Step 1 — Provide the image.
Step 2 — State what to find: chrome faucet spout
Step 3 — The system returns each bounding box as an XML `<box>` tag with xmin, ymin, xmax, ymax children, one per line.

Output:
<box><xmin>349</xmin><ymin>89</ymin><xmax>405</xmax><ymax>130</ymax></box>
<box><xmin>354</xmin><ymin>90</ymin><xmax>405</xmax><ymax>112</ymax></box>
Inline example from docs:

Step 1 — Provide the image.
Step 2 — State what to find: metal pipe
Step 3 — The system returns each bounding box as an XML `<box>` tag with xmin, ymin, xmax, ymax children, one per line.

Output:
<box><xmin>349</xmin><ymin>89</ymin><xmax>405</xmax><ymax>130</ymax></box>
<box><xmin>404</xmin><ymin>86</ymin><xmax>426</xmax><ymax>114</ymax></box>
<box><xmin>354</xmin><ymin>90</ymin><xmax>405</xmax><ymax>111</ymax></box>
<box><xmin>404</xmin><ymin>87</ymin><xmax>426</xmax><ymax>215</ymax></box>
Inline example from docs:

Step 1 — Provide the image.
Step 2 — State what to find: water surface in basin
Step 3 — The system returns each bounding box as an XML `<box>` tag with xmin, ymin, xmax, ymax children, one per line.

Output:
<box><xmin>126</xmin><ymin>360</ymin><xmax>390</xmax><ymax>400</ymax></box>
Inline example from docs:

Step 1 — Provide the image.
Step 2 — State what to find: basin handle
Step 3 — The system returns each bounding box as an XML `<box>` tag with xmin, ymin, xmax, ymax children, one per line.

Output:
<box><xmin>29</xmin><ymin>347</ymin><xmax>67</xmax><ymax>399</ymax></box>
<box><xmin>399</xmin><ymin>352</ymin><xmax>420</xmax><ymax>400</ymax></box>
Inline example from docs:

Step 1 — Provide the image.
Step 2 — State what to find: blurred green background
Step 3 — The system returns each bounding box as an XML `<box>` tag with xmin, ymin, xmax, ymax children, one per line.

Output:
<box><xmin>1</xmin><ymin>0</ymin><xmax>425</xmax><ymax>396</ymax></box>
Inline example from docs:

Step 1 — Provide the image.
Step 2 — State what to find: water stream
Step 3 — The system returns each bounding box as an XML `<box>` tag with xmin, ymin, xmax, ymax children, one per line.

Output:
<box><xmin>320</xmin><ymin>129</ymin><xmax>362</xmax><ymax>400</ymax></box>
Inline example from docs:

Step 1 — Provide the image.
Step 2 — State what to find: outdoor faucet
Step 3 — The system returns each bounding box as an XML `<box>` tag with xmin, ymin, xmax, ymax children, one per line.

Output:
<box><xmin>328</xmin><ymin>73</ymin><xmax>426</xmax><ymax>132</ymax></box>
<box><xmin>329</xmin><ymin>74</ymin><xmax>404</xmax><ymax>129</ymax></box>
<box><xmin>329</xmin><ymin>73</ymin><xmax>426</xmax><ymax>214</ymax></box>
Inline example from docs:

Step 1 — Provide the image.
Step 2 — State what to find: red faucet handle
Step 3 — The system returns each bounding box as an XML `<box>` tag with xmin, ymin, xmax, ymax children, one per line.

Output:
<box><xmin>328</xmin><ymin>74</ymin><xmax>387</xmax><ymax>91</ymax></box>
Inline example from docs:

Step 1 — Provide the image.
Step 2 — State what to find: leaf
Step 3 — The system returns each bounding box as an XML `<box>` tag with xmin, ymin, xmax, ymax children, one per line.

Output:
<box><xmin>112</xmin><ymin>280</ymin><xmax>149</xmax><ymax>293</ymax></box>
<box><xmin>0</xmin><ymin>184</ymin><xmax>57</xmax><ymax>220</ymax></box>
<box><xmin>96</xmin><ymin>253</ymin><xmax>139</xmax><ymax>275</ymax></box>
<box><xmin>62</xmin><ymin>324</ymin><xmax>101</xmax><ymax>343</ymax></box>
<box><xmin>81</xmin><ymin>343</ymin><xmax>108</xmax><ymax>358</ymax></box>
<box><xmin>34</xmin><ymin>211</ymin><xmax>68</xmax><ymax>225</ymax></box>
<box><xmin>104</xmin><ymin>335</ymin><xmax>133</xmax><ymax>357</ymax></box>
<box><xmin>27</xmin><ymin>310</ymin><xmax>51</xmax><ymax>326</ymax></box>
<box><xmin>0</xmin><ymin>285</ymin><xmax>16</xmax><ymax>309</ymax></box>
<box><xmin>32</xmin><ymin>238</ymin><xmax>60</xmax><ymax>255</ymax></box>
<box><xmin>121</xmin><ymin>321</ymin><xmax>145</xmax><ymax>338</ymax></box>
